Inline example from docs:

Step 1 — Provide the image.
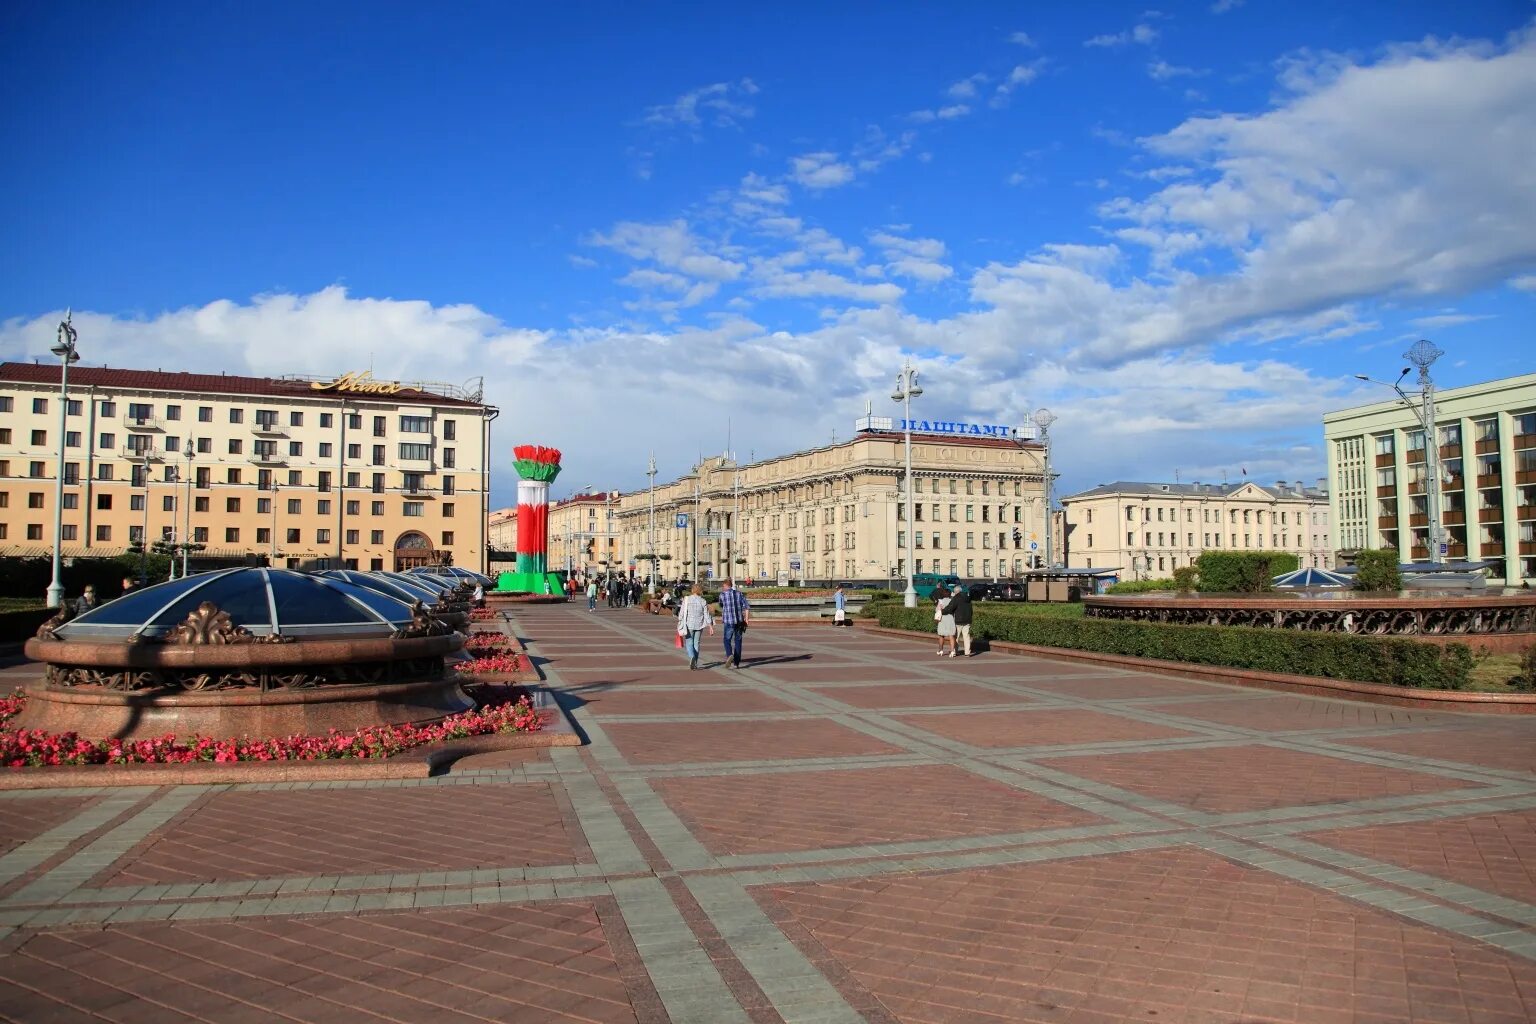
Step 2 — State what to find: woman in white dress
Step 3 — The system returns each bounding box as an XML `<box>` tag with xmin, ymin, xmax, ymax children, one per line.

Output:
<box><xmin>934</xmin><ymin>586</ymin><xmax>957</xmax><ymax>656</ymax></box>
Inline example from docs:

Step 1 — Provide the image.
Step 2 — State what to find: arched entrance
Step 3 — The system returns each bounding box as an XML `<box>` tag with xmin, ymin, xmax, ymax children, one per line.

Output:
<box><xmin>393</xmin><ymin>531</ymin><xmax>439</xmax><ymax>571</ymax></box>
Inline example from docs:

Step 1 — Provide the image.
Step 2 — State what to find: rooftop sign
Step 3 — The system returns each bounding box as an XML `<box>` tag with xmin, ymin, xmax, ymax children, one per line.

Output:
<box><xmin>856</xmin><ymin>415</ymin><xmax>1033</xmax><ymax>439</ymax></box>
<box><xmin>311</xmin><ymin>371</ymin><xmax>406</xmax><ymax>395</ymax></box>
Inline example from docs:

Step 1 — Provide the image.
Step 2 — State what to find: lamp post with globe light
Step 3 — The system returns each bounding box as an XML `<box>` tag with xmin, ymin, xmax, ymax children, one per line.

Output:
<box><xmin>45</xmin><ymin>313</ymin><xmax>80</xmax><ymax>609</ymax></box>
<box><xmin>1033</xmin><ymin>408</ymin><xmax>1058</xmax><ymax>570</ymax></box>
<box><xmin>892</xmin><ymin>360</ymin><xmax>923</xmax><ymax>608</ymax></box>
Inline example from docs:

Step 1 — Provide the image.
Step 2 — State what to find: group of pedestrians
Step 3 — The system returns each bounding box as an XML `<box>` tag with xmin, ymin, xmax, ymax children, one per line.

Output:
<box><xmin>675</xmin><ymin>579</ymin><xmax>751</xmax><ymax>670</ymax></box>
<box><xmin>583</xmin><ymin>577</ymin><xmax>645</xmax><ymax>611</ymax></box>
<box><xmin>931</xmin><ymin>584</ymin><xmax>974</xmax><ymax>657</ymax></box>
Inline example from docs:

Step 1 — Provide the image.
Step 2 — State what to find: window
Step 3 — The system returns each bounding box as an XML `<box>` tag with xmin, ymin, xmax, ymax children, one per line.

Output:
<box><xmin>290</xmin><ymin>411</ymin><xmax>303</xmax><ymax>427</ymax></box>
<box><xmin>403</xmin><ymin>472</ymin><xmax>424</xmax><ymax>493</ymax></box>
<box><xmin>346</xmin><ymin>530</ymin><xmax>359</xmax><ymax>544</ymax></box>
<box><xmin>0</xmin><ymin>397</ymin><xmax>10</xmax><ymax>412</ymax></box>
<box><xmin>404</xmin><ymin>502</ymin><xmax>425</xmax><ymax>517</ymax></box>
<box><xmin>317</xmin><ymin>500</ymin><xmax>331</xmax><ymax>515</ymax></box>
<box><xmin>96</xmin><ymin>464</ymin><xmax>113</xmax><ymax>481</ymax></box>
<box><xmin>319</xmin><ymin>443</ymin><xmax>332</xmax><ymax>458</ymax></box>
<box><xmin>32</xmin><ymin>398</ymin><xmax>47</xmax><ymax>414</ymax></box>
<box><xmin>373</xmin><ymin>416</ymin><xmax>386</xmax><ymax>437</ymax></box>
<box><xmin>442</xmin><ymin>419</ymin><xmax>456</xmax><ymax>441</ymax></box>
<box><xmin>287</xmin><ymin>470</ymin><xmax>302</xmax><ymax>486</ymax></box>
<box><xmin>27</xmin><ymin>524</ymin><xmax>42</xmax><ymax>540</ymax></box>
<box><xmin>96</xmin><ymin>525</ymin><xmax>111</xmax><ymax>542</ymax></box>
<box><xmin>347</xmin><ymin>414</ymin><xmax>362</xmax><ymax>430</ymax></box>
<box><xmin>320</xmin><ymin>413</ymin><xmax>333</xmax><ymax>428</ymax></box>
<box><xmin>371</xmin><ymin>501</ymin><xmax>384</xmax><ymax>515</ymax></box>
<box><xmin>64</xmin><ymin>430</ymin><xmax>79</xmax><ymax>448</ymax></box>
<box><xmin>227</xmin><ymin>468</ymin><xmax>242</xmax><ymax>485</ymax></box>
<box><xmin>195</xmin><ymin>496</ymin><xmax>209</xmax><ymax>512</ymax></box>
<box><xmin>398</xmin><ymin>442</ymin><xmax>430</xmax><ymax>460</ymax></box>
<box><xmin>164</xmin><ymin>404</ymin><xmax>181</xmax><ymax>421</ymax></box>
<box><xmin>198</xmin><ymin>406</ymin><xmax>213</xmax><ymax>422</ymax></box>
<box><xmin>287</xmin><ymin>498</ymin><xmax>302</xmax><ymax>514</ymax></box>
<box><xmin>229</xmin><ymin>408</ymin><xmax>244</xmax><ymax>423</ymax></box>
<box><xmin>372</xmin><ymin>445</ymin><xmax>385</xmax><ymax>465</ymax></box>
<box><xmin>288</xmin><ymin>441</ymin><xmax>302</xmax><ymax>456</ymax></box>
<box><xmin>225</xmin><ymin>528</ymin><xmax>239</xmax><ymax>542</ymax></box>
<box><xmin>442</xmin><ymin>476</ymin><xmax>454</xmax><ymax>495</ymax></box>
<box><xmin>130</xmin><ymin>494</ymin><xmax>144</xmax><ymax>512</ymax></box>
<box><xmin>316</xmin><ymin>529</ymin><xmax>331</xmax><ymax>544</ymax></box>
<box><xmin>257</xmin><ymin>527</ymin><xmax>271</xmax><ymax>544</ymax></box>
<box><xmin>346</xmin><ymin>500</ymin><xmax>360</xmax><ymax>515</ymax></box>
<box><xmin>442</xmin><ymin>503</ymin><xmax>455</xmax><ymax>517</ymax></box>
<box><xmin>347</xmin><ymin>444</ymin><xmax>362</xmax><ymax>459</ymax></box>
<box><xmin>287</xmin><ymin>528</ymin><xmax>301</xmax><ymax>543</ymax></box>
<box><xmin>98</xmin><ymin>432</ymin><xmax>115</xmax><ymax>450</ymax></box>
<box><xmin>400</xmin><ymin>415</ymin><xmax>431</xmax><ymax>433</ymax></box>
<box><xmin>163</xmin><ymin>495</ymin><xmax>175</xmax><ymax>512</ymax></box>
<box><xmin>371</xmin><ymin>530</ymin><xmax>384</xmax><ymax>544</ymax></box>
<box><xmin>28</xmin><ymin>492</ymin><xmax>44</xmax><ymax>509</ymax></box>
<box><xmin>96</xmin><ymin>493</ymin><xmax>112</xmax><ymax>511</ymax></box>
<box><xmin>442</xmin><ymin>448</ymin><xmax>455</xmax><ymax>469</ymax></box>
<box><xmin>372</xmin><ymin>472</ymin><xmax>385</xmax><ymax>493</ymax></box>
<box><xmin>227</xmin><ymin>497</ymin><xmax>241</xmax><ymax>513</ymax></box>
<box><xmin>441</xmin><ymin>531</ymin><xmax>455</xmax><ymax>546</ymax></box>
<box><xmin>197</xmin><ymin>437</ymin><xmax>212</xmax><ymax>454</ymax></box>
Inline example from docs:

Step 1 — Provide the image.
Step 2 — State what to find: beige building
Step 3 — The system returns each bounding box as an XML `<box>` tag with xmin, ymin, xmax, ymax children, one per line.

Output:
<box><xmin>594</xmin><ymin>428</ymin><xmax>1051</xmax><ymax>585</ymax></box>
<box><xmin>0</xmin><ymin>363</ymin><xmax>496</xmax><ymax>573</ymax></box>
<box><xmin>1323</xmin><ymin>372</ymin><xmax>1535</xmax><ymax>585</ymax></box>
<box><xmin>1061</xmin><ymin>480</ymin><xmax>1332</xmax><ymax>580</ymax></box>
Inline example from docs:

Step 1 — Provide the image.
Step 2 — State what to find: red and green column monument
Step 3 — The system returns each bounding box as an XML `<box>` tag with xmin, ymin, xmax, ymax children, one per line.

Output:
<box><xmin>496</xmin><ymin>445</ymin><xmax>567</xmax><ymax>594</ymax></box>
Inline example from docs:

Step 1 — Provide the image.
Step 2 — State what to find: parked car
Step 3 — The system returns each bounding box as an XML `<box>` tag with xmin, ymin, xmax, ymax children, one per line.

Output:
<box><xmin>967</xmin><ymin>581</ymin><xmax>1027</xmax><ymax>601</ymax></box>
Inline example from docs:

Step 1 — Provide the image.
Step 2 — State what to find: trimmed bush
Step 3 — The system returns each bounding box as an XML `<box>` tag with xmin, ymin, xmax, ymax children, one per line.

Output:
<box><xmin>1353</xmin><ymin>549</ymin><xmax>1402</xmax><ymax>592</ymax></box>
<box><xmin>1172</xmin><ymin>566</ymin><xmax>1199</xmax><ymax>593</ymax></box>
<box><xmin>1195</xmin><ymin>551</ymin><xmax>1300</xmax><ymax>593</ymax></box>
<box><xmin>866</xmin><ymin>602</ymin><xmax>1472</xmax><ymax>690</ymax></box>
<box><xmin>1106</xmin><ymin>578</ymin><xmax>1179</xmax><ymax>594</ymax></box>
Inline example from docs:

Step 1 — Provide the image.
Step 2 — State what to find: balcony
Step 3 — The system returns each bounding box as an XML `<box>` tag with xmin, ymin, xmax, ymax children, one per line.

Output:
<box><xmin>1515</xmin><ymin>432</ymin><xmax>1535</xmax><ymax>451</ymax></box>
<box><xmin>1374</xmin><ymin>453</ymin><xmax>1394</xmax><ymax>468</ymax></box>
<box><xmin>1477</xmin><ymin>473</ymin><xmax>1501</xmax><ymax>488</ymax></box>
<box><xmin>1376</xmin><ymin>515</ymin><xmax>1398</xmax><ymax>529</ymax></box>
<box><xmin>401</xmin><ymin>481</ymin><xmax>435</xmax><ymax>499</ymax></box>
<box><xmin>1475</xmin><ymin>437</ymin><xmax>1499</xmax><ymax>454</ymax></box>
<box><xmin>1521</xmin><ymin>541</ymin><xmax>1536</xmax><ymax>556</ymax></box>
<box><xmin>248</xmin><ymin>450</ymin><xmax>287</xmax><ymax>466</ymax></box>
<box><xmin>252</xmin><ymin>421</ymin><xmax>286</xmax><ymax>437</ymax></box>
<box><xmin>1480</xmin><ymin>542</ymin><xmax>1504</xmax><ymax>557</ymax></box>
<box><xmin>1376</xmin><ymin>486</ymin><xmax>1397</xmax><ymax>499</ymax></box>
<box><xmin>1407</xmin><ymin>480</ymin><xmax>1425</xmax><ymax>495</ymax></box>
<box><xmin>1441</xmin><ymin>474</ymin><xmax>1464</xmax><ymax>491</ymax></box>
<box><xmin>1478</xmin><ymin>507</ymin><xmax>1503</xmax><ymax>523</ymax></box>
<box><xmin>1447</xmin><ymin>544</ymin><xmax>1468</xmax><ymax>559</ymax></box>
<box><xmin>1519</xmin><ymin>505</ymin><xmax>1536</xmax><ymax>521</ymax></box>
<box><xmin>1409</xmin><ymin>513</ymin><xmax>1428</xmax><ymax>527</ymax></box>
<box><xmin>119</xmin><ymin>445</ymin><xmax>164</xmax><ymax>463</ymax></box>
<box><xmin>1442</xmin><ymin>509</ymin><xmax>1466</xmax><ymax>526</ymax></box>
<box><xmin>1439</xmin><ymin>443</ymin><xmax>1461</xmax><ymax>459</ymax></box>
<box><xmin>122</xmin><ymin>414</ymin><xmax>163</xmax><ymax>432</ymax></box>
<box><xmin>1410</xmin><ymin>545</ymin><xmax>1429</xmax><ymax>560</ymax></box>
<box><xmin>1405</xmin><ymin>449</ymin><xmax>1426</xmax><ymax>464</ymax></box>
<box><xmin>396</xmin><ymin>456</ymin><xmax>436</xmax><ymax>473</ymax></box>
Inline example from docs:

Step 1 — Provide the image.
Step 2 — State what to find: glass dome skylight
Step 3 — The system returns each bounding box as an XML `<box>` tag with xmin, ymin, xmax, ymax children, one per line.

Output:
<box><xmin>409</xmin><ymin>566</ymin><xmax>491</xmax><ymax>585</ymax></box>
<box><xmin>316</xmin><ymin>570</ymin><xmax>447</xmax><ymax>607</ymax></box>
<box><xmin>55</xmin><ymin>568</ymin><xmax>415</xmax><ymax>641</ymax></box>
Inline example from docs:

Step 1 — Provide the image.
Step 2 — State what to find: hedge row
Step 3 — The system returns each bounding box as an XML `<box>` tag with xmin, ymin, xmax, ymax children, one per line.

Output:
<box><xmin>1194</xmin><ymin>551</ymin><xmax>1300</xmax><ymax>593</ymax></box>
<box><xmin>1105</xmin><ymin>578</ymin><xmax>1179</xmax><ymax>594</ymax></box>
<box><xmin>0</xmin><ymin>607</ymin><xmax>55</xmax><ymax>644</ymax></box>
<box><xmin>866</xmin><ymin>603</ymin><xmax>1473</xmax><ymax>690</ymax></box>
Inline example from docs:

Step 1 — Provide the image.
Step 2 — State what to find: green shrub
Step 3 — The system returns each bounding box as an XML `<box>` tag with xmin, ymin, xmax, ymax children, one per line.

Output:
<box><xmin>1106</xmin><ymin>578</ymin><xmax>1179</xmax><ymax>594</ymax></box>
<box><xmin>1195</xmin><ymin>551</ymin><xmax>1300</xmax><ymax>593</ymax></box>
<box><xmin>1172</xmin><ymin>566</ymin><xmax>1199</xmax><ymax>593</ymax></box>
<box><xmin>0</xmin><ymin>606</ymin><xmax>55</xmax><ymax>644</ymax></box>
<box><xmin>865</xmin><ymin>602</ymin><xmax>1472</xmax><ymax>690</ymax></box>
<box><xmin>1510</xmin><ymin>644</ymin><xmax>1536</xmax><ymax>693</ymax></box>
<box><xmin>1353</xmin><ymin>549</ymin><xmax>1402</xmax><ymax>592</ymax></box>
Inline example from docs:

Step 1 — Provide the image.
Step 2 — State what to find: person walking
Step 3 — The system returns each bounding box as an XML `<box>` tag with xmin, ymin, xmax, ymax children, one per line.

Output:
<box><xmin>718</xmin><ymin>579</ymin><xmax>751</xmax><ymax>668</ymax></box>
<box><xmin>472</xmin><ymin>582</ymin><xmax>486</xmax><ymax>608</ymax></box>
<box><xmin>833</xmin><ymin>585</ymin><xmax>847</xmax><ymax>628</ymax></box>
<box><xmin>586</xmin><ymin>579</ymin><xmax>598</xmax><ymax>612</ymax></box>
<box><xmin>677</xmin><ymin>583</ymin><xmax>714</xmax><ymax>670</ymax></box>
<box><xmin>76</xmin><ymin>585</ymin><xmax>98</xmax><ymax>615</ymax></box>
<box><xmin>933</xmin><ymin>586</ymin><xmax>956</xmax><ymax>656</ymax></box>
<box><xmin>948</xmin><ymin>584</ymin><xmax>974</xmax><ymax>657</ymax></box>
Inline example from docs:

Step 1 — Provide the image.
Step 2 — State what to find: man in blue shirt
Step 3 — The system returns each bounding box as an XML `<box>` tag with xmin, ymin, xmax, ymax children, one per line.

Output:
<box><xmin>718</xmin><ymin>579</ymin><xmax>751</xmax><ymax>669</ymax></box>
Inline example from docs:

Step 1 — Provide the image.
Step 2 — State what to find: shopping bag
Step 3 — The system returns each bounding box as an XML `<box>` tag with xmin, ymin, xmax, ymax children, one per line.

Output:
<box><xmin>834</xmin><ymin>608</ymin><xmax>846</xmax><ymax>623</ymax></box>
<box><xmin>674</xmin><ymin>631</ymin><xmax>684</xmax><ymax>649</ymax></box>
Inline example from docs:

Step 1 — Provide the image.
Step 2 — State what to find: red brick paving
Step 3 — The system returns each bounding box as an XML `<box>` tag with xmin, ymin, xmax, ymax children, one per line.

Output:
<box><xmin>653</xmin><ymin>764</ymin><xmax>1102</xmax><ymax>855</ymax></box>
<box><xmin>582</xmin><ymin>687</ymin><xmax>799</xmax><ymax>716</ymax></box>
<box><xmin>98</xmin><ymin>783</ymin><xmax>587</xmax><ymax>885</ymax></box>
<box><xmin>1306</xmin><ymin>809</ymin><xmax>1536</xmax><ymax>905</ymax></box>
<box><xmin>0</xmin><ymin>796</ymin><xmax>95</xmax><ymax>856</ymax></box>
<box><xmin>1340</xmin><ymin>725</ymin><xmax>1536</xmax><ymax>775</ymax></box>
<box><xmin>601</xmin><ymin>719</ymin><xmax>903</xmax><ymax>765</ymax></box>
<box><xmin>756</xmin><ymin>846</ymin><xmax>1536</xmax><ymax>1024</ymax></box>
<box><xmin>1142</xmin><ymin>696</ymin><xmax>1448</xmax><ymax>732</ymax></box>
<box><xmin>1019</xmin><ymin>673</ymin><xmax>1232</xmax><ymax>700</ymax></box>
<box><xmin>808</xmin><ymin>682</ymin><xmax>1030</xmax><ymax>709</ymax></box>
<box><xmin>0</xmin><ymin>903</ymin><xmax>644</xmax><ymax>1024</ymax></box>
<box><xmin>896</xmin><ymin>708</ymin><xmax>1196</xmax><ymax>748</ymax></box>
<box><xmin>1037</xmin><ymin>744</ymin><xmax>1484</xmax><ymax>814</ymax></box>
<box><xmin>556</xmin><ymin>666</ymin><xmax>747</xmax><ymax>686</ymax></box>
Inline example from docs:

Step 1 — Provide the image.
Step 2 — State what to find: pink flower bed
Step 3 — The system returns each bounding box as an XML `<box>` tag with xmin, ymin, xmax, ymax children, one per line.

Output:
<box><xmin>469</xmin><ymin>607</ymin><xmax>498</xmax><ymax>621</ymax></box>
<box><xmin>454</xmin><ymin>652</ymin><xmax>524</xmax><ymax>675</ymax></box>
<box><xmin>0</xmin><ymin>691</ymin><xmax>541</xmax><ymax>768</ymax></box>
<box><xmin>463</xmin><ymin>632</ymin><xmax>512</xmax><ymax>653</ymax></box>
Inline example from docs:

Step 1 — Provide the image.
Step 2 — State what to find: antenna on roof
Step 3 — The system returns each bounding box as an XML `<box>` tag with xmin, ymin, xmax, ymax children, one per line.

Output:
<box><xmin>1221</xmin><ymin>470</ymin><xmax>1228</xmax><ymax>485</ymax></box>
<box><xmin>1174</xmin><ymin>468</ymin><xmax>1180</xmax><ymax>483</ymax></box>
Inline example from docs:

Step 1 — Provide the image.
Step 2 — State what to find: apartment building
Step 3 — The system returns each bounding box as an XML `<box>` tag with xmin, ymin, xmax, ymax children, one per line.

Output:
<box><xmin>1061</xmin><ymin>480</ymin><xmax>1332</xmax><ymax>579</ymax></box>
<box><xmin>0</xmin><ymin>363</ymin><xmax>496</xmax><ymax>573</ymax></box>
<box><xmin>1323</xmin><ymin>372</ymin><xmax>1535</xmax><ymax>585</ymax></box>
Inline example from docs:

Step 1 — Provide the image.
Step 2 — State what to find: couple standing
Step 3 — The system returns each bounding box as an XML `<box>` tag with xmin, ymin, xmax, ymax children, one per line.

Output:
<box><xmin>677</xmin><ymin>580</ymin><xmax>751</xmax><ymax>670</ymax></box>
<box><xmin>933</xmin><ymin>584</ymin><xmax>974</xmax><ymax>657</ymax></box>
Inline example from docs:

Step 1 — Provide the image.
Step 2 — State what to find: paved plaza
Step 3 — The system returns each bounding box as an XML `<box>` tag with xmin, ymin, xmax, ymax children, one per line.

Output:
<box><xmin>1</xmin><ymin>606</ymin><xmax>1535</xmax><ymax>1023</ymax></box>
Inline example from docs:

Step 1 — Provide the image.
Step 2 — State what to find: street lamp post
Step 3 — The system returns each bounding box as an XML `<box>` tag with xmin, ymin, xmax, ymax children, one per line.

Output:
<box><xmin>139</xmin><ymin>472</ymin><xmax>151</xmax><ymax>585</ymax></box>
<box><xmin>45</xmin><ymin>313</ymin><xmax>80</xmax><ymax>609</ymax></box>
<box><xmin>647</xmin><ymin>454</ymin><xmax>657</xmax><ymax>594</ymax></box>
<box><xmin>1354</xmin><ymin>340</ymin><xmax>1445</xmax><ymax>564</ymax></box>
<box><xmin>1033</xmin><ymin>409</ymin><xmax>1058</xmax><ymax>570</ymax></box>
<box><xmin>181</xmin><ymin>440</ymin><xmax>195</xmax><ymax>579</ymax></box>
<box><xmin>891</xmin><ymin>359</ymin><xmax>923</xmax><ymax>608</ymax></box>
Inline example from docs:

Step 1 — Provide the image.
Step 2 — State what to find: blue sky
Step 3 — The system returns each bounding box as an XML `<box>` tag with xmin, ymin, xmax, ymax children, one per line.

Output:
<box><xmin>2</xmin><ymin>1</ymin><xmax>1533</xmax><ymax>505</ymax></box>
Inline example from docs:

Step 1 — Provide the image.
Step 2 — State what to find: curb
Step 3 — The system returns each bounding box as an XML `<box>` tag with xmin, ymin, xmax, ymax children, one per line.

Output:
<box><xmin>856</xmin><ymin>621</ymin><xmax>1536</xmax><ymax>713</ymax></box>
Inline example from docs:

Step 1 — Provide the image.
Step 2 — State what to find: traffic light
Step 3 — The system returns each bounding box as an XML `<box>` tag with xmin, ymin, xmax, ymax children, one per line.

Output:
<box><xmin>1011</xmin><ymin>528</ymin><xmax>1021</xmax><ymax>548</ymax></box>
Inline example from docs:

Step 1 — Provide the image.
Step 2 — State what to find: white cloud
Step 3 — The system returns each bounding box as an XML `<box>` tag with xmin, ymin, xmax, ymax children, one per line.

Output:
<box><xmin>751</xmin><ymin>265</ymin><xmax>903</xmax><ymax>304</ymax></box>
<box><xmin>947</xmin><ymin>73</ymin><xmax>988</xmax><ymax>99</ymax></box>
<box><xmin>739</xmin><ymin>173</ymin><xmax>790</xmax><ymax>205</ymax></box>
<box><xmin>588</xmin><ymin>220</ymin><xmax>745</xmax><ymax>281</ymax></box>
<box><xmin>568</xmin><ymin>255</ymin><xmax>599</xmax><ymax>269</ymax></box>
<box><xmin>911</xmin><ymin>104</ymin><xmax>970</xmax><ymax>122</ymax></box>
<box><xmin>1506</xmin><ymin>274</ymin><xmax>1536</xmax><ymax>291</ymax></box>
<box><xmin>1148</xmin><ymin>60</ymin><xmax>1205</xmax><ymax>81</ymax></box>
<box><xmin>641</xmin><ymin>79</ymin><xmax>758</xmax><ymax>131</ymax></box>
<box><xmin>1086</xmin><ymin>23</ymin><xmax>1159</xmax><ymax>48</ymax></box>
<box><xmin>1010</xmin><ymin>31</ymin><xmax>1037</xmax><ymax>47</ymax></box>
<box><xmin>1408</xmin><ymin>312</ymin><xmax>1495</xmax><ymax>329</ymax></box>
<box><xmin>1211</xmin><ymin>0</ymin><xmax>1244</xmax><ymax>12</ymax></box>
<box><xmin>992</xmin><ymin>62</ymin><xmax>1045</xmax><ymax>106</ymax></box>
<box><xmin>870</xmin><ymin>231</ymin><xmax>953</xmax><ymax>284</ymax></box>
<box><xmin>790</xmin><ymin>151</ymin><xmax>856</xmax><ymax>190</ymax></box>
